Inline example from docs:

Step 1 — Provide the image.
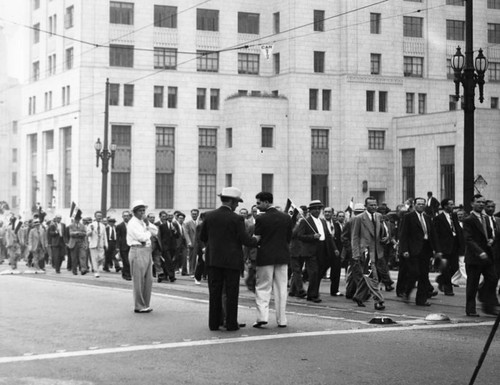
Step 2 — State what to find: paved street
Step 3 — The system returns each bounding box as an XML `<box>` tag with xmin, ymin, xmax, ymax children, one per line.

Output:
<box><xmin>1</xmin><ymin>264</ymin><xmax>499</xmax><ymax>385</ymax></box>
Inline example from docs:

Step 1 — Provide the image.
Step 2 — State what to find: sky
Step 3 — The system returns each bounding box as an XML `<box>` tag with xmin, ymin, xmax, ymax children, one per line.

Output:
<box><xmin>0</xmin><ymin>0</ymin><xmax>28</xmax><ymax>81</ymax></box>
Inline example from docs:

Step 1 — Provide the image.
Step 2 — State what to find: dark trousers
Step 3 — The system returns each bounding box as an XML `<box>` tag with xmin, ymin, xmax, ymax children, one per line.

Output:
<box><xmin>161</xmin><ymin>249</ymin><xmax>175</xmax><ymax>280</ymax></box>
<box><xmin>376</xmin><ymin>255</ymin><xmax>394</xmax><ymax>287</ymax></box>
<box><xmin>70</xmin><ymin>242</ymin><xmax>87</xmax><ymax>274</ymax></box>
<box><xmin>396</xmin><ymin>256</ymin><xmax>409</xmax><ymax>295</ymax></box>
<box><xmin>465</xmin><ymin>262</ymin><xmax>498</xmax><ymax>314</ymax></box>
<box><xmin>289</xmin><ymin>257</ymin><xmax>306</xmax><ymax>296</ymax></box>
<box><xmin>51</xmin><ymin>244</ymin><xmax>65</xmax><ymax>273</ymax></box>
<box><xmin>330</xmin><ymin>254</ymin><xmax>342</xmax><ymax>295</ymax></box>
<box><xmin>207</xmin><ymin>266</ymin><xmax>240</xmax><ymax>330</ymax></box>
<box><xmin>305</xmin><ymin>256</ymin><xmax>320</xmax><ymax>300</ymax></box>
<box><xmin>405</xmin><ymin>241</ymin><xmax>432</xmax><ymax>304</ymax></box>
<box><xmin>120</xmin><ymin>249</ymin><xmax>131</xmax><ymax>279</ymax></box>
<box><xmin>436</xmin><ymin>250</ymin><xmax>458</xmax><ymax>294</ymax></box>
<box><xmin>105</xmin><ymin>241</ymin><xmax>119</xmax><ymax>270</ymax></box>
<box><xmin>194</xmin><ymin>252</ymin><xmax>207</xmax><ymax>281</ymax></box>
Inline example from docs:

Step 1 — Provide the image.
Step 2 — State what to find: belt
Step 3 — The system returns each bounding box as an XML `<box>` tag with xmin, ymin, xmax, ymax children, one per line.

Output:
<box><xmin>130</xmin><ymin>244</ymin><xmax>146</xmax><ymax>248</ymax></box>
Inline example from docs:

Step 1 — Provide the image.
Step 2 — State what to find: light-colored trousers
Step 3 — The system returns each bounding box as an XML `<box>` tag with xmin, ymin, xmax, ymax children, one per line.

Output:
<box><xmin>129</xmin><ymin>246</ymin><xmax>153</xmax><ymax>311</ymax></box>
<box><xmin>90</xmin><ymin>248</ymin><xmax>105</xmax><ymax>274</ymax></box>
<box><xmin>255</xmin><ymin>264</ymin><xmax>288</xmax><ymax>326</ymax></box>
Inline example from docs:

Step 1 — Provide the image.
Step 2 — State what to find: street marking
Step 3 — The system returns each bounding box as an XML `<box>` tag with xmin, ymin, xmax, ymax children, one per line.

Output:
<box><xmin>0</xmin><ymin>321</ymin><xmax>493</xmax><ymax>364</ymax></box>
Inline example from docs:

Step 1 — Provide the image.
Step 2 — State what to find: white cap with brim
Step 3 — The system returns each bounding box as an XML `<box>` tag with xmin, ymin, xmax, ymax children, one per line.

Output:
<box><xmin>218</xmin><ymin>187</ymin><xmax>243</xmax><ymax>202</ymax></box>
<box><xmin>131</xmin><ymin>200</ymin><xmax>148</xmax><ymax>212</ymax></box>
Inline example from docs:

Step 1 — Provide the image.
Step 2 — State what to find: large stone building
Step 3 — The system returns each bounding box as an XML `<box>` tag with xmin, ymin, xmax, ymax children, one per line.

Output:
<box><xmin>18</xmin><ymin>0</ymin><xmax>500</xmax><ymax>218</ymax></box>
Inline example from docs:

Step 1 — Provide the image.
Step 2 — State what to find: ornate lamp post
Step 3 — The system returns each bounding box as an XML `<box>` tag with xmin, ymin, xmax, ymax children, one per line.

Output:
<box><xmin>94</xmin><ymin>79</ymin><xmax>117</xmax><ymax>217</ymax></box>
<box><xmin>450</xmin><ymin>1</ymin><xmax>488</xmax><ymax>211</ymax></box>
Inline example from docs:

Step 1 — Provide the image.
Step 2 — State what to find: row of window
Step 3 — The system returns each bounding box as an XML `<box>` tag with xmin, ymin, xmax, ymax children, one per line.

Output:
<box><xmin>32</xmin><ymin>5</ymin><xmax>73</xmax><ymax>43</ymax></box>
<box><xmin>31</xmin><ymin>47</ymin><xmax>73</xmax><ymax>81</ymax></box>
<box><xmin>27</xmin><ymin>85</ymin><xmax>71</xmax><ymax>115</ymax></box>
<box><xmin>364</xmin><ymin>91</ymin><xmax>426</xmax><ymax>114</ymax></box>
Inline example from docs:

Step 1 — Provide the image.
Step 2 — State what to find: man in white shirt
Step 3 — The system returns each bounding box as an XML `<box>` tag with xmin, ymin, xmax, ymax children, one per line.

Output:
<box><xmin>87</xmin><ymin>211</ymin><xmax>108</xmax><ymax>278</ymax></box>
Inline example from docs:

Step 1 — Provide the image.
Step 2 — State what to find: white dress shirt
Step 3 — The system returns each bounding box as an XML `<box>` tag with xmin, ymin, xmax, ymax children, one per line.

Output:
<box><xmin>311</xmin><ymin>216</ymin><xmax>326</xmax><ymax>241</ymax></box>
<box><xmin>126</xmin><ymin>216</ymin><xmax>152</xmax><ymax>247</ymax></box>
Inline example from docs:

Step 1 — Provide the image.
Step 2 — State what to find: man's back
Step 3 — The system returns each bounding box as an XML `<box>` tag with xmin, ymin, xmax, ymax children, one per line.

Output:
<box><xmin>254</xmin><ymin>208</ymin><xmax>292</xmax><ymax>266</ymax></box>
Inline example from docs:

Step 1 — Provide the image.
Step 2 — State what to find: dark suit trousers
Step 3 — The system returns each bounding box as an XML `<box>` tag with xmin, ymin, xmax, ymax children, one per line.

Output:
<box><xmin>396</xmin><ymin>257</ymin><xmax>409</xmax><ymax>295</ymax></box>
<box><xmin>289</xmin><ymin>257</ymin><xmax>306</xmax><ymax>296</ymax></box>
<box><xmin>105</xmin><ymin>241</ymin><xmax>119</xmax><ymax>270</ymax></box>
<box><xmin>207</xmin><ymin>266</ymin><xmax>240</xmax><ymax>330</ymax></box>
<box><xmin>51</xmin><ymin>244</ymin><xmax>65</xmax><ymax>273</ymax></box>
<box><xmin>376</xmin><ymin>254</ymin><xmax>394</xmax><ymax>287</ymax></box>
<box><xmin>436</xmin><ymin>245</ymin><xmax>458</xmax><ymax>294</ymax></box>
<box><xmin>405</xmin><ymin>241</ymin><xmax>432</xmax><ymax>304</ymax></box>
<box><xmin>329</xmin><ymin>254</ymin><xmax>342</xmax><ymax>295</ymax></box>
<box><xmin>308</xmin><ymin>242</ymin><xmax>326</xmax><ymax>299</ymax></box>
<box><xmin>465</xmin><ymin>262</ymin><xmax>498</xmax><ymax>313</ymax></box>
<box><xmin>120</xmin><ymin>249</ymin><xmax>131</xmax><ymax>279</ymax></box>
<box><xmin>194</xmin><ymin>252</ymin><xmax>206</xmax><ymax>281</ymax></box>
<box><xmin>161</xmin><ymin>249</ymin><xmax>175</xmax><ymax>280</ymax></box>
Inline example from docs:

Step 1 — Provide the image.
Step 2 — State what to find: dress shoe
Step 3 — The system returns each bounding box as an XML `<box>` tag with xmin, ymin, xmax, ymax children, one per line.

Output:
<box><xmin>134</xmin><ymin>308</ymin><xmax>153</xmax><ymax>313</ymax></box>
<box><xmin>209</xmin><ymin>327</ymin><xmax>220</xmax><ymax>331</ymax></box>
<box><xmin>466</xmin><ymin>312</ymin><xmax>479</xmax><ymax>317</ymax></box>
<box><xmin>253</xmin><ymin>321</ymin><xmax>268</xmax><ymax>328</ymax></box>
<box><xmin>482</xmin><ymin>307</ymin><xmax>499</xmax><ymax>316</ymax></box>
<box><xmin>238</xmin><ymin>323</ymin><xmax>246</xmax><ymax>328</ymax></box>
<box><xmin>226</xmin><ymin>326</ymin><xmax>240</xmax><ymax>331</ymax></box>
<box><xmin>158</xmin><ymin>276</ymin><xmax>166</xmax><ymax>283</ymax></box>
<box><xmin>416</xmin><ymin>301</ymin><xmax>431</xmax><ymax>307</ymax></box>
<box><xmin>170</xmin><ymin>277</ymin><xmax>176</xmax><ymax>282</ymax></box>
<box><xmin>374</xmin><ymin>302</ymin><xmax>386</xmax><ymax>311</ymax></box>
<box><xmin>194</xmin><ymin>278</ymin><xmax>201</xmax><ymax>285</ymax></box>
<box><xmin>123</xmin><ymin>276</ymin><xmax>132</xmax><ymax>281</ymax></box>
<box><xmin>437</xmin><ymin>283</ymin><xmax>444</xmax><ymax>292</ymax></box>
<box><xmin>81</xmin><ymin>271</ymin><xmax>87</xmax><ymax>276</ymax></box>
<box><xmin>116</xmin><ymin>267</ymin><xmax>122</xmax><ymax>273</ymax></box>
<box><xmin>353</xmin><ymin>298</ymin><xmax>365</xmax><ymax>307</ymax></box>
<box><xmin>278</xmin><ymin>324</ymin><xmax>287</xmax><ymax>328</ymax></box>
<box><xmin>429</xmin><ymin>290</ymin><xmax>438</xmax><ymax>298</ymax></box>
<box><xmin>385</xmin><ymin>285</ymin><xmax>394</xmax><ymax>292</ymax></box>
<box><xmin>306</xmin><ymin>297</ymin><xmax>322</xmax><ymax>303</ymax></box>
<box><xmin>444</xmin><ymin>292</ymin><xmax>455</xmax><ymax>296</ymax></box>
<box><xmin>331</xmin><ymin>292</ymin><xmax>344</xmax><ymax>297</ymax></box>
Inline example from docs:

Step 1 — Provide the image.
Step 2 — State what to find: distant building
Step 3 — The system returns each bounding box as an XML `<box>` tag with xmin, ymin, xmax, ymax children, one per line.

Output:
<box><xmin>18</xmin><ymin>0</ymin><xmax>500</xmax><ymax>218</ymax></box>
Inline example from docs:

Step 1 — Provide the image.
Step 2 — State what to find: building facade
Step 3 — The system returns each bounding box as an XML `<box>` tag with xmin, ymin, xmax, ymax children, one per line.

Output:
<box><xmin>19</xmin><ymin>0</ymin><xmax>500</xmax><ymax>218</ymax></box>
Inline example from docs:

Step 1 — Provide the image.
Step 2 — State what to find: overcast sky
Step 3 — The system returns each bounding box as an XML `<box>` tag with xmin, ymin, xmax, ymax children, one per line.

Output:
<box><xmin>1</xmin><ymin>0</ymin><xmax>28</xmax><ymax>81</ymax></box>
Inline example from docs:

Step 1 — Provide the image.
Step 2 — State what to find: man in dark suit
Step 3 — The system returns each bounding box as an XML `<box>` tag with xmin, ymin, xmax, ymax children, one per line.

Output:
<box><xmin>252</xmin><ymin>192</ymin><xmax>293</xmax><ymax>328</ymax></box>
<box><xmin>399</xmin><ymin>197</ymin><xmax>441</xmax><ymax>306</ymax></box>
<box><xmin>324</xmin><ymin>207</ymin><xmax>343</xmax><ymax>297</ymax></box>
<box><xmin>200</xmin><ymin>187</ymin><xmax>258</xmax><ymax>331</ymax></box>
<box><xmin>116</xmin><ymin>211</ymin><xmax>132</xmax><ymax>281</ymax></box>
<box><xmin>424</xmin><ymin>191</ymin><xmax>440</xmax><ymax>217</ymax></box>
<box><xmin>47</xmin><ymin>214</ymin><xmax>67</xmax><ymax>273</ymax></box>
<box><xmin>158</xmin><ymin>211</ymin><xmax>178</xmax><ymax>282</ymax></box>
<box><xmin>484</xmin><ymin>200</ymin><xmax>500</xmax><ymax>295</ymax></box>
<box><xmin>433</xmin><ymin>198</ymin><xmax>464</xmax><ymax>296</ymax></box>
<box><xmin>104</xmin><ymin>217</ymin><xmax>121</xmax><ymax>273</ymax></box>
<box><xmin>296</xmin><ymin>200</ymin><xmax>338</xmax><ymax>303</ymax></box>
<box><xmin>463</xmin><ymin>195</ymin><xmax>498</xmax><ymax>316</ymax></box>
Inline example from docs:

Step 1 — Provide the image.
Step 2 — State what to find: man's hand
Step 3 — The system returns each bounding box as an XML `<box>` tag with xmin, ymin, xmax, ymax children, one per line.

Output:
<box><xmin>313</xmin><ymin>233</ymin><xmax>321</xmax><ymax>239</ymax></box>
<box><xmin>479</xmin><ymin>252</ymin><xmax>488</xmax><ymax>260</ymax></box>
<box><xmin>334</xmin><ymin>250</ymin><xmax>340</xmax><ymax>257</ymax></box>
<box><xmin>403</xmin><ymin>252</ymin><xmax>410</xmax><ymax>258</ymax></box>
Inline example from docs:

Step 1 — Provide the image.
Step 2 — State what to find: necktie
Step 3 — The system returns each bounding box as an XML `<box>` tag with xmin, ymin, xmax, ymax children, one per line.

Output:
<box><xmin>480</xmin><ymin>214</ymin><xmax>488</xmax><ymax>237</ymax></box>
<box><xmin>110</xmin><ymin>228</ymin><xmax>115</xmax><ymax>240</ymax></box>
<box><xmin>97</xmin><ymin>224</ymin><xmax>101</xmax><ymax>248</ymax></box>
<box><xmin>419</xmin><ymin>213</ymin><xmax>428</xmax><ymax>238</ymax></box>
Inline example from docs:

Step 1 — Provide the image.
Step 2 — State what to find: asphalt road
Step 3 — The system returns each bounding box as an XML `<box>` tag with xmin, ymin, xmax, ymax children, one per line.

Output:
<box><xmin>1</xmin><ymin>264</ymin><xmax>499</xmax><ymax>385</ymax></box>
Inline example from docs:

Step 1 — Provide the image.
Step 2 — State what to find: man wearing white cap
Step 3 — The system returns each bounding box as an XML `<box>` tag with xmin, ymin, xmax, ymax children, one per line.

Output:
<box><xmin>127</xmin><ymin>200</ymin><xmax>155</xmax><ymax>313</ymax></box>
<box><xmin>200</xmin><ymin>187</ymin><xmax>258</xmax><ymax>331</ymax></box>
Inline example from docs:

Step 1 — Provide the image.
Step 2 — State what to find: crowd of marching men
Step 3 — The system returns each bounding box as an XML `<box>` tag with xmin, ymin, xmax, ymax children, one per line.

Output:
<box><xmin>1</xmin><ymin>190</ymin><xmax>499</xmax><ymax>317</ymax></box>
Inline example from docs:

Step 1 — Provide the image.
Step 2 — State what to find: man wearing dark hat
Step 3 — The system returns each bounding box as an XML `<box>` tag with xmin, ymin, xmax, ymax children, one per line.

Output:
<box><xmin>200</xmin><ymin>187</ymin><xmax>258</xmax><ymax>331</ymax></box>
<box><xmin>68</xmin><ymin>212</ymin><xmax>88</xmax><ymax>275</ymax></box>
<box><xmin>297</xmin><ymin>200</ymin><xmax>338</xmax><ymax>303</ymax></box>
<box><xmin>47</xmin><ymin>214</ymin><xmax>67</xmax><ymax>274</ymax></box>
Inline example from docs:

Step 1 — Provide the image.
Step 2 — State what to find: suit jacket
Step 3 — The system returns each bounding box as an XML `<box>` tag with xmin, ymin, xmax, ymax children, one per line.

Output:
<box><xmin>463</xmin><ymin>213</ymin><xmax>494</xmax><ymax>265</ymax></box>
<box><xmin>243</xmin><ymin>218</ymin><xmax>257</xmax><ymax>262</ymax></box>
<box><xmin>47</xmin><ymin>222</ymin><xmax>67</xmax><ymax>247</ymax></box>
<box><xmin>200</xmin><ymin>205</ymin><xmax>258</xmax><ymax>271</ymax></box>
<box><xmin>296</xmin><ymin>215</ymin><xmax>337</xmax><ymax>262</ymax></box>
<box><xmin>433</xmin><ymin>212</ymin><xmax>464</xmax><ymax>256</ymax></box>
<box><xmin>254</xmin><ymin>207</ymin><xmax>293</xmax><ymax>266</ymax></box>
<box><xmin>399</xmin><ymin>211</ymin><xmax>440</xmax><ymax>257</ymax></box>
<box><xmin>67</xmin><ymin>222</ymin><xmax>87</xmax><ymax>249</ymax></box>
<box><xmin>116</xmin><ymin>222</ymin><xmax>129</xmax><ymax>252</ymax></box>
<box><xmin>333</xmin><ymin>222</ymin><xmax>344</xmax><ymax>254</ymax></box>
<box><xmin>424</xmin><ymin>196</ymin><xmax>440</xmax><ymax>216</ymax></box>
<box><xmin>184</xmin><ymin>219</ymin><xmax>197</xmax><ymax>248</ymax></box>
<box><xmin>28</xmin><ymin>226</ymin><xmax>47</xmax><ymax>253</ymax></box>
<box><xmin>86</xmin><ymin>221</ymin><xmax>108</xmax><ymax>249</ymax></box>
<box><xmin>158</xmin><ymin>221</ymin><xmax>179</xmax><ymax>254</ymax></box>
<box><xmin>351</xmin><ymin>211</ymin><xmax>384</xmax><ymax>262</ymax></box>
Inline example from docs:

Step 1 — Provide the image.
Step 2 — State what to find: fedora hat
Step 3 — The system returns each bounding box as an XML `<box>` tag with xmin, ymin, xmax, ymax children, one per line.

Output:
<box><xmin>353</xmin><ymin>203</ymin><xmax>365</xmax><ymax>212</ymax></box>
<box><xmin>131</xmin><ymin>199</ymin><xmax>148</xmax><ymax>212</ymax></box>
<box><xmin>218</xmin><ymin>187</ymin><xmax>243</xmax><ymax>202</ymax></box>
<box><xmin>308</xmin><ymin>200</ymin><xmax>324</xmax><ymax>209</ymax></box>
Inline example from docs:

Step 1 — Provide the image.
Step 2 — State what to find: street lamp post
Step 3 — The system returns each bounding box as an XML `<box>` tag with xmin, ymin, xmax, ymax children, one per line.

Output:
<box><xmin>94</xmin><ymin>79</ymin><xmax>117</xmax><ymax>217</ymax></box>
<box><xmin>450</xmin><ymin>1</ymin><xmax>487</xmax><ymax>211</ymax></box>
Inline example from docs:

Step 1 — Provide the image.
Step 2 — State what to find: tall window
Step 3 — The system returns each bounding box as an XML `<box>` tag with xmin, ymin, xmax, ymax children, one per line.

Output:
<box><xmin>491</xmin><ymin>97</ymin><xmax>499</xmax><ymax>109</ymax></box>
<box><xmin>314</xmin><ymin>51</ymin><xmax>325</xmax><ymax>73</ymax></box>
<box><xmin>33</xmin><ymin>23</ymin><xmax>40</xmax><ymax>43</ymax></box>
<box><xmin>262</xmin><ymin>174</ymin><xmax>274</xmax><ymax>193</ymax></box>
<box><xmin>33</xmin><ymin>0</ymin><xmax>40</xmax><ymax>10</ymax></box>
<box><xmin>168</xmin><ymin>86</ymin><xmax>177</xmax><ymax>108</ymax></box>
<box><xmin>418</xmin><ymin>93</ymin><xmax>427</xmax><ymax>114</ymax></box>
<box><xmin>449</xmin><ymin>95</ymin><xmax>458</xmax><ymax>111</ymax></box>
<box><xmin>225</xmin><ymin>174</ymin><xmax>232</xmax><ymax>187</ymax></box>
<box><xmin>154</xmin><ymin>5</ymin><xmax>177</xmax><ymax>28</ymax></box>
<box><xmin>111</xmin><ymin>125</ymin><xmax>131</xmax><ymax>208</ymax></box>
<box><xmin>273</xmin><ymin>12</ymin><xmax>280</xmax><ymax>33</ymax></box>
<box><xmin>368</xmin><ymin>130</ymin><xmax>385</xmax><ymax>150</ymax></box>
<box><xmin>65</xmin><ymin>6</ymin><xmax>74</xmax><ymax>29</ymax></box>
<box><xmin>406</xmin><ymin>93</ymin><xmax>415</xmax><ymax>113</ymax></box>
<box><xmin>198</xmin><ymin>128</ymin><xmax>217</xmax><ymax>209</ymax></box>
<box><xmin>12</xmin><ymin>148</ymin><xmax>18</xmax><ymax>163</ymax></box>
<box><xmin>156</xmin><ymin>127</ymin><xmax>175</xmax><ymax>208</ymax></box>
<box><xmin>48</xmin><ymin>54</ymin><xmax>56</xmax><ymax>75</ymax></box>
<box><xmin>313</xmin><ymin>10</ymin><xmax>325</xmax><ymax>31</ymax></box>
<box><xmin>62</xmin><ymin>127</ymin><xmax>72</xmax><ymax>207</ymax></box>
<box><xmin>274</xmin><ymin>53</ymin><xmax>280</xmax><ymax>74</ymax></box>
<box><xmin>446</xmin><ymin>58</ymin><xmax>454</xmax><ymax>79</ymax></box>
<box><xmin>311</xmin><ymin>129</ymin><xmax>329</xmax><ymax>205</ymax></box>
<box><xmin>371</xmin><ymin>53</ymin><xmax>381</xmax><ymax>74</ymax></box>
<box><xmin>154</xmin><ymin>47</ymin><xmax>177</xmax><ymax>69</ymax></box>
<box><xmin>366</xmin><ymin>90</ymin><xmax>375</xmax><ymax>111</ymax></box>
<box><xmin>110</xmin><ymin>45</ymin><xmax>134</xmax><ymax>67</ymax></box>
<box><xmin>488</xmin><ymin>23</ymin><xmax>500</xmax><ymax>43</ymax></box>
<box><xmin>32</xmin><ymin>61</ymin><xmax>40</xmax><ymax>81</ymax></box>
<box><xmin>238</xmin><ymin>12</ymin><xmax>259</xmax><ymax>34</ymax></box>
<box><xmin>488</xmin><ymin>0</ymin><xmax>500</xmax><ymax>9</ymax></box>
<box><xmin>226</xmin><ymin>128</ymin><xmax>232</xmax><ymax>148</ymax></box>
<box><xmin>197</xmin><ymin>9</ymin><xmax>219</xmax><ymax>31</ymax></box>
<box><xmin>403</xmin><ymin>56</ymin><xmax>423</xmax><ymax>77</ymax></box>
<box><xmin>446</xmin><ymin>20</ymin><xmax>465</xmax><ymax>40</ymax></box>
<box><xmin>124</xmin><ymin>84</ymin><xmax>134</xmax><ymax>106</ymax></box>
<box><xmin>261</xmin><ymin>127</ymin><xmax>273</xmax><ymax>148</ymax></box>
<box><xmin>197</xmin><ymin>51</ymin><xmax>219</xmax><ymax>72</ymax></box>
<box><xmin>370</xmin><ymin>13</ymin><xmax>381</xmax><ymax>34</ymax></box>
<box><xmin>309</xmin><ymin>89</ymin><xmax>318</xmax><ymax>110</ymax></box>
<box><xmin>238</xmin><ymin>53</ymin><xmax>259</xmax><ymax>75</ymax></box>
<box><xmin>110</xmin><ymin>83</ymin><xmax>120</xmax><ymax>106</ymax></box>
<box><xmin>440</xmin><ymin>146</ymin><xmax>455</xmax><ymax>200</ymax></box>
<box><xmin>210</xmin><ymin>89</ymin><xmax>219</xmax><ymax>110</ymax></box>
<box><xmin>322</xmin><ymin>90</ymin><xmax>331</xmax><ymax>111</ymax></box>
<box><xmin>110</xmin><ymin>2</ymin><xmax>134</xmax><ymax>25</ymax></box>
<box><xmin>403</xmin><ymin>16</ymin><xmax>423</xmax><ymax>37</ymax></box>
<box><xmin>66</xmin><ymin>47</ymin><xmax>74</xmax><ymax>70</ymax></box>
<box><xmin>379</xmin><ymin>91</ymin><xmax>387</xmax><ymax>112</ymax></box>
<box><xmin>489</xmin><ymin>62</ymin><xmax>500</xmax><ymax>81</ymax></box>
<box><xmin>197</xmin><ymin>88</ymin><xmax>206</xmax><ymax>109</ymax></box>
<box><xmin>154</xmin><ymin>86</ymin><xmax>164</xmax><ymax>108</ymax></box>
<box><xmin>401</xmin><ymin>149</ymin><xmax>415</xmax><ymax>201</ymax></box>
